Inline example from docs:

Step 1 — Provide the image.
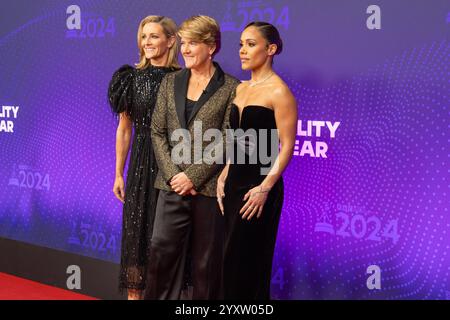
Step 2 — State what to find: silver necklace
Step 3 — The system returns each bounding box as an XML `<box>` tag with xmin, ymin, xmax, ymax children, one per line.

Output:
<box><xmin>248</xmin><ymin>72</ymin><xmax>274</xmax><ymax>87</ymax></box>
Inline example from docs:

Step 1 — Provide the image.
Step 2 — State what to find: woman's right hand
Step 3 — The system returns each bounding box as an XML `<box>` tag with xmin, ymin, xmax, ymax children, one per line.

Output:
<box><xmin>216</xmin><ymin>174</ymin><xmax>227</xmax><ymax>215</ymax></box>
<box><xmin>113</xmin><ymin>176</ymin><xmax>125</xmax><ymax>203</ymax></box>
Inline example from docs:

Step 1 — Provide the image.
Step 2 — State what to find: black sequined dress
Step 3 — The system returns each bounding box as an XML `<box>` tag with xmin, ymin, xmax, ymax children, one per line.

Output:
<box><xmin>108</xmin><ymin>64</ymin><xmax>177</xmax><ymax>293</ymax></box>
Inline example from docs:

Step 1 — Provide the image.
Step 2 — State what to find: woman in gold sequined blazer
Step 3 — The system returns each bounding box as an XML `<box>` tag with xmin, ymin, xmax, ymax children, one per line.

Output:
<box><xmin>145</xmin><ymin>15</ymin><xmax>239</xmax><ymax>300</ymax></box>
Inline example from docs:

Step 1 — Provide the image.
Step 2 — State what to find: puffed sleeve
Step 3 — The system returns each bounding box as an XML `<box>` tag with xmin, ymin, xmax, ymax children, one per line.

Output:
<box><xmin>107</xmin><ymin>65</ymin><xmax>134</xmax><ymax>114</ymax></box>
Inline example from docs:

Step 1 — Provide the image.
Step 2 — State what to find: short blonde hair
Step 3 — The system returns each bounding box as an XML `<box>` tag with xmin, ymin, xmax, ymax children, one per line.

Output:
<box><xmin>136</xmin><ymin>15</ymin><xmax>180</xmax><ymax>69</ymax></box>
<box><xmin>178</xmin><ymin>15</ymin><xmax>221</xmax><ymax>56</ymax></box>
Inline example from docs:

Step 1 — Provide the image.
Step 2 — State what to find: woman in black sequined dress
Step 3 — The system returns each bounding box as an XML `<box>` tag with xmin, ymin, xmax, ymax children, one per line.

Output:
<box><xmin>108</xmin><ymin>16</ymin><xmax>179</xmax><ymax>300</ymax></box>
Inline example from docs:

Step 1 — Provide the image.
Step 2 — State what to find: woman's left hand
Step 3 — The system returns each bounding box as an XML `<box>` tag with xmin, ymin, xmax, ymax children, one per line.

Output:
<box><xmin>239</xmin><ymin>185</ymin><xmax>270</xmax><ymax>220</ymax></box>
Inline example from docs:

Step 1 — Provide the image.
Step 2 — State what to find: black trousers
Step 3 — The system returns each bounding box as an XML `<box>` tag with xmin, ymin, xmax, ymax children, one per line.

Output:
<box><xmin>144</xmin><ymin>190</ymin><xmax>223</xmax><ymax>300</ymax></box>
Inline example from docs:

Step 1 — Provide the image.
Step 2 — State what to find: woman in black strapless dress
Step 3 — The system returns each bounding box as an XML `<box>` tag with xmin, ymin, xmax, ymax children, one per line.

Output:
<box><xmin>217</xmin><ymin>22</ymin><xmax>297</xmax><ymax>300</ymax></box>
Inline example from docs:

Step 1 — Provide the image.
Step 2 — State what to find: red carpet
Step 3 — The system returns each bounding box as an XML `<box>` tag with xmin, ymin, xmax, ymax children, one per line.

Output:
<box><xmin>0</xmin><ymin>272</ymin><xmax>97</xmax><ymax>300</ymax></box>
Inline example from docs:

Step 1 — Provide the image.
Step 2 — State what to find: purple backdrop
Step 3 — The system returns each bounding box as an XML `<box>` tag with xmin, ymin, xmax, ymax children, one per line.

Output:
<box><xmin>0</xmin><ymin>0</ymin><xmax>448</xmax><ymax>299</ymax></box>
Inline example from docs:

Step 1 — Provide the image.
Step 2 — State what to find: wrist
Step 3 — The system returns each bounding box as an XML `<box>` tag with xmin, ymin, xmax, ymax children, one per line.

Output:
<box><xmin>259</xmin><ymin>182</ymin><xmax>273</xmax><ymax>192</ymax></box>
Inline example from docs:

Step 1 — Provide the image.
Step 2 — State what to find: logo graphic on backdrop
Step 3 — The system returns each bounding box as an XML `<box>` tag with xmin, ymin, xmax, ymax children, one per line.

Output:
<box><xmin>67</xmin><ymin>221</ymin><xmax>118</xmax><ymax>256</ymax></box>
<box><xmin>66</xmin><ymin>5</ymin><xmax>115</xmax><ymax>39</ymax></box>
<box><xmin>315</xmin><ymin>203</ymin><xmax>400</xmax><ymax>244</ymax></box>
<box><xmin>221</xmin><ymin>0</ymin><xmax>289</xmax><ymax>32</ymax></box>
<box><xmin>8</xmin><ymin>164</ymin><xmax>50</xmax><ymax>191</ymax></box>
<box><xmin>0</xmin><ymin>106</ymin><xmax>19</xmax><ymax>133</ymax></box>
<box><xmin>294</xmin><ymin>119</ymin><xmax>340</xmax><ymax>158</ymax></box>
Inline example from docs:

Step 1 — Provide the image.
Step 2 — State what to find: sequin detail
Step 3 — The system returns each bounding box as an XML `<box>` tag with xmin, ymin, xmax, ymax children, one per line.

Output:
<box><xmin>108</xmin><ymin>64</ymin><xmax>177</xmax><ymax>293</ymax></box>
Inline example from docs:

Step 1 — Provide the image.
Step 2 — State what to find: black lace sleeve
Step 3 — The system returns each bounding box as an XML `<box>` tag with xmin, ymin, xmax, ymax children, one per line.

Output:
<box><xmin>108</xmin><ymin>65</ymin><xmax>134</xmax><ymax>115</ymax></box>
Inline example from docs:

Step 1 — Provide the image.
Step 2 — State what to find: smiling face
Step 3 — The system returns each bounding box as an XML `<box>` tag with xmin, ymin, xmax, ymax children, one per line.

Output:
<box><xmin>239</xmin><ymin>26</ymin><xmax>276</xmax><ymax>70</ymax></box>
<box><xmin>140</xmin><ymin>22</ymin><xmax>173</xmax><ymax>62</ymax></box>
<box><xmin>180</xmin><ymin>36</ymin><xmax>215</xmax><ymax>69</ymax></box>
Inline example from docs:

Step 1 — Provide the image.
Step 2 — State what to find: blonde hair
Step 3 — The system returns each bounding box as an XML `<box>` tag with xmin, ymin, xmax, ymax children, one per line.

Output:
<box><xmin>135</xmin><ymin>15</ymin><xmax>180</xmax><ymax>69</ymax></box>
<box><xmin>178</xmin><ymin>15</ymin><xmax>221</xmax><ymax>57</ymax></box>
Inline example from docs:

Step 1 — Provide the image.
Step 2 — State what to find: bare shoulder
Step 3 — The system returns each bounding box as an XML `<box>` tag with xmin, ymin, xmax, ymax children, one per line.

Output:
<box><xmin>270</xmin><ymin>76</ymin><xmax>296</xmax><ymax>109</ymax></box>
<box><xmin>271</xmin><ymin>76</ymin><xmax>293</xmax><ymax>98</ymax></box>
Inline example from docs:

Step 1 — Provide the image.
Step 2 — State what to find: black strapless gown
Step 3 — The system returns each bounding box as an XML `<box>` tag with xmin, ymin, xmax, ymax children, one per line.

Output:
<box><xmin>223</xmin><ymin>104</ymin><xmax>284</xmax><ymax>300</ymax></box>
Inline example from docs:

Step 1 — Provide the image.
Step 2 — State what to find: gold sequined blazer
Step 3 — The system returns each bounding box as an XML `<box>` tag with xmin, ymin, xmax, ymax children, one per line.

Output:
<box><xmin>151</xmin><ymin>62</ymin><xmax>240</xmax><ymax>197</ymax></box>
